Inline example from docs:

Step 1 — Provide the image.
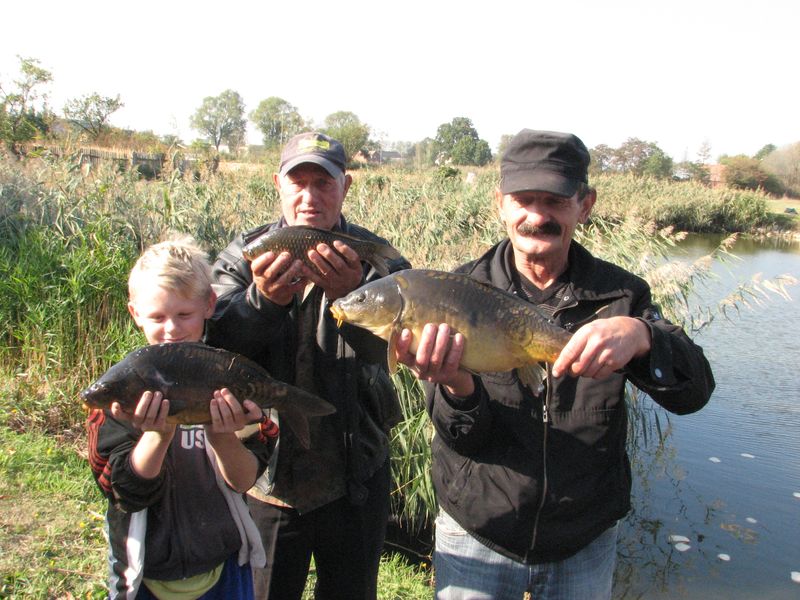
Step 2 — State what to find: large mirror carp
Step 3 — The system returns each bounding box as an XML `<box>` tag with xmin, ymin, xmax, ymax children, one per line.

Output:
<box><xmin>330</xmin><ymin>269</ymin><xmax>573</xmax><ymax>389</ymax></box>
<box><xmin>81</xmin><ymin>342</ymin><xmax>334</xmax><ymax>448</ymax></box>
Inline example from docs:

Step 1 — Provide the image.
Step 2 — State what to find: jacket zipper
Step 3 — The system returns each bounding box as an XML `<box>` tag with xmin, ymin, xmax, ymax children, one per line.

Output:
<box><xmin>528</xmin><ymin>296</ymin><xmax>579</xmax><ymax>561</ymax></box>
<box><xmin>527</xmin><ymin>365</ymin><xmax>552</xmax><ymax>561</ymax></box>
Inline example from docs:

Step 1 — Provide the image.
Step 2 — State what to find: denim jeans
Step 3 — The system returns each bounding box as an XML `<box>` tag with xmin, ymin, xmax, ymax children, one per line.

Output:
<box><xmin>434</xmin><ymin>509</ymin><xmax>617</xmax><ymax>600</ymax></box>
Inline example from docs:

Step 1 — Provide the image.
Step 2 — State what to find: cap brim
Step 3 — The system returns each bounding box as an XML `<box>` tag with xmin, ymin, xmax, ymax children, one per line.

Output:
<box><xmin>280</xmin><ymin>155</ymin><xmax>343</xmax><ymax>178</ymax></box>
<box><xmin>500</xmin><ymin>168</ymin><xmax>580</xmax><ymax>197</ymax></box>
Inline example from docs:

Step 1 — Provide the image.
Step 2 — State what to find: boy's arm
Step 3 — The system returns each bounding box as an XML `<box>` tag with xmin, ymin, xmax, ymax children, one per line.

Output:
<box><xmin>124</xmin><ymin>391</ymin><xmax>177</xmax><ymax>479</ymax></box>
<box><xmin>203</xmin><ymin>389</ymin><xmax>265</xmax><ymax>492</ymax></box>
<box><xmin>87</xmin><ymin>408</ymin><xmax>169</xmax><ymax>512</ymax></box>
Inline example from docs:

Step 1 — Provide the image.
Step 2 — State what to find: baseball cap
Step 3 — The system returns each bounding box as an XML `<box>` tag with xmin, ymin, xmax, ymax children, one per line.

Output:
<box><xmin>500</xmin><ymin>129</ymin><xmax>590</xmax><ymax>197</ymax></box>
<box><xmin>279</xmin><ymin>132</ymin><xmax>347</xmax><ymax>178</ymax></box>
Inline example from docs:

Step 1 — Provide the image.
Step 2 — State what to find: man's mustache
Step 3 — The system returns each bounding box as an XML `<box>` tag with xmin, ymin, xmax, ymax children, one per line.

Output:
<box><xmin>518</xmin><ymin>221</ymin><xmax>562</xmax><ymax>236</ymax></box>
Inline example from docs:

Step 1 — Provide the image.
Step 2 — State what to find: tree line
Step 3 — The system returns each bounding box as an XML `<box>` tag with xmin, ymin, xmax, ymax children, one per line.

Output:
<box><xmin>2</xmin><ymin>56</ymin><xmax>798</xmax><ymax>196</ymax></box>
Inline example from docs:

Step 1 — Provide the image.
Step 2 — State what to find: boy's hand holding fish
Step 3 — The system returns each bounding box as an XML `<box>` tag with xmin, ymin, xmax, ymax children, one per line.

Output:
<box><xmin>110</xmin><ymin>388</ymin><xmax>262</xmax><ymax>434</ymax></box>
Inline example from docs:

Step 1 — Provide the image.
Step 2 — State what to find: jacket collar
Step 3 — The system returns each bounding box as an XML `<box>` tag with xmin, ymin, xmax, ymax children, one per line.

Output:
<box><xmin>485</xmin><ymin>239</ymin><xmax>628</xmax><ymax>306</ymax></box>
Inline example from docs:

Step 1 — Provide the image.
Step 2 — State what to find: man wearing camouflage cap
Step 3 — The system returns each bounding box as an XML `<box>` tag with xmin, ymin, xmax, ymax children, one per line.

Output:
<box><xmin>207</xmin><ymin>132</ymin><xmax>411</xmax><ymax>599</ymax></box>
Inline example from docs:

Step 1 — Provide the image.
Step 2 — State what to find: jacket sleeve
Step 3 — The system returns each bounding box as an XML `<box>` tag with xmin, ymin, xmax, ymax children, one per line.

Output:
<box><xmin>426</xmin><ymin>376</ymin><xmax>497</xmax><ymax>455</ymax></box>
<box><xmin>624</xmin><ymin>292</ymin><xmax>715</xmax><ymax>415</ymax></box>
<box><xmin>86</xmin><ymin>410</ymin><xmax>168</xmax><ymax>512</ymax></box>
<box><xmin>206</xmin><ymin>235</ymin><xmax>293</xmax><ymax>360</ymax></box>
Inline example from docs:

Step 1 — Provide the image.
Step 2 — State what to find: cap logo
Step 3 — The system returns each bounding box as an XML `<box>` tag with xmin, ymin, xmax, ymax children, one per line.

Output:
<box><xmin>297</xmin><ymin>138</ymin><xmax>330</xmax><ymax>153</ymax></box>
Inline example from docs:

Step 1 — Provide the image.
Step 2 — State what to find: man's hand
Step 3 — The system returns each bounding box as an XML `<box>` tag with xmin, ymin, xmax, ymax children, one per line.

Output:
<box><xmin>395</xmin><ymin>323</ymin><xmax>475</xmax><ymax>397</ymax></box>
<box><xmin>250</xmin><ymin>251</ymin><xmax>308</xmax><ymax>305</ymax></box>
<box><xmin>303</xmin><ymin>241</ymin><xmax>363</xmax><ymax>300</ymax></box>
<box><xmin>552</xmin><ymin>316</ymin><xmax>651</xmax><ymax>379</ymax></box>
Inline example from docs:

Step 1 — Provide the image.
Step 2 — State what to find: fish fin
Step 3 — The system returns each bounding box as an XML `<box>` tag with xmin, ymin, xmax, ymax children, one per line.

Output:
<box><xmin>369</xmin><ymin>258</ymin><xmax>390</xmax><ymax>277</ymax></box>
<box><xmin>374</xmin><ymin>243</ymin><xmax>403</xmax><ymax>262</ymax></box>
<box><xmin>277</xmin><ymin>405</ymin><xmax>312</xmax><ymax>449</ymax></box>
<box><xmin>370</xmin><ymin>244</ymin><xmax>402</xmax><ymax>277</ymax></box>
<box><xmin>277</xmin><ymin>391</ymin><xmax>336</xmax><ymax>449</ymax></box>
<box><xmin>517</xmin><ymin>363</ymin><xmax>547</xmax><ymax>392</ymax></box>
<box><xmin>387</xmin><ymin>328</ymin><xmax>399</xmax><ymax>375</ymax></box>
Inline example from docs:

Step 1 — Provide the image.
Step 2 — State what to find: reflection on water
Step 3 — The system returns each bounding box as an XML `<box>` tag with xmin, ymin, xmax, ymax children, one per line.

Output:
<box><xmin>613</xmin><ymin>235</ymin><xmax>800</xmax><ymax>599</ymax></box>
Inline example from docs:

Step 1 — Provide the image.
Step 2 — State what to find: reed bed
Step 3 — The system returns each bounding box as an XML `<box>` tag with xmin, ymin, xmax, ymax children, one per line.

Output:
<box><xmin>0</xmin><ymin>152</ymin><xmax>794</xmax><ymax>555</ymax></box>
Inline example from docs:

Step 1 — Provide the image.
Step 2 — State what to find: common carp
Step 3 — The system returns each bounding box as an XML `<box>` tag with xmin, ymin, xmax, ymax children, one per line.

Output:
<box><xmin>242</xmin><ymin>225</ymin><xmax>403</xmax><ymax>277</ymax></box>
<box><xmin>330</xmin><ymin>269</ymin><xmax>573</xmax><ymax>389</ymax></box>
<box><xmin>81</xmin><ymin>342</ymin><xmax>335</xmax><ymax>448</ymax></box>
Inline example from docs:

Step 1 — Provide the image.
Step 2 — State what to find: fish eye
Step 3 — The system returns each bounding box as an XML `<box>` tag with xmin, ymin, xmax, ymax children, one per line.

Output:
<box><xmin>356</xmin><ymin>292</ymin><xmax>366</xmax><ymax>303</ymax></box>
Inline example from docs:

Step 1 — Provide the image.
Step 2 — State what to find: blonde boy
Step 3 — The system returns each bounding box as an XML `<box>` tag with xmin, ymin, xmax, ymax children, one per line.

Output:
<box><xmin>87</xmin><ymin>237</ymin><xmax>270</xmax><ymax>600</ymax></box>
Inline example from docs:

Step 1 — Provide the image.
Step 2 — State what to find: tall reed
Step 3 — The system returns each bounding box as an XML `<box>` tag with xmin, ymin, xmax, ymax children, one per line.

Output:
<box><xmin>0</xmin><ymin>154</ymin><xmax>794</xmax><ymax>532</ymax></box>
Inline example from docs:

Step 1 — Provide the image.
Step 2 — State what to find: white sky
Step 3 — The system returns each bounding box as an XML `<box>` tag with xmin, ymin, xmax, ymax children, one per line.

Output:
<box><xmin>1</xmin><ymin>0</ymin><xmax>797</xmax><ymax>161</ymax></box>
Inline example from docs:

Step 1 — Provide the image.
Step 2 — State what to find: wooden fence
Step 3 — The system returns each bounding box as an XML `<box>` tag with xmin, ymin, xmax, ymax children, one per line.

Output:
<box><xmin>27</xmin><ymin>145</ymin><xmax>205</xmax><ymax>178</ymax></box>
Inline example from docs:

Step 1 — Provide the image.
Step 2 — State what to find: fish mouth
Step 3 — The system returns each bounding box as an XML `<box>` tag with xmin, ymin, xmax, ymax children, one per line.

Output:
<box><xmin>329</xmin><ymin>305</ymin><xmax>345</xmax><ymax>328</ymax></box>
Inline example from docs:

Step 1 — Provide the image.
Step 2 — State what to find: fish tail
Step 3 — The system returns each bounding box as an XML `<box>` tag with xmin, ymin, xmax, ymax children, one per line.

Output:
<box><xmin>278</xmin><ymin>405</ymin><xmax>312</xmax><ymax>449</ymax></box>
<box><xmin>367</xmin><ymin>244</ymin><xmax>402</xmax><ymax>277</ymax></box>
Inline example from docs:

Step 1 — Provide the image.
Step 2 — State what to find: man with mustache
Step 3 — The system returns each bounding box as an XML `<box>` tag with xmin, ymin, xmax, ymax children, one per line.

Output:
<box><xmin>395</xmin><ymin>129</ymin><xmax>715</xmax><ymax>599</ymax></box>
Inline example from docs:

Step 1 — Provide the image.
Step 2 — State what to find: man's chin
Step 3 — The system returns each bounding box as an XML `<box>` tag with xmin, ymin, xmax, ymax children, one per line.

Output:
<box><xmin>294</xmin><ymin>215</ymin><xmax>331</xmax><ymax>229</ymax></box>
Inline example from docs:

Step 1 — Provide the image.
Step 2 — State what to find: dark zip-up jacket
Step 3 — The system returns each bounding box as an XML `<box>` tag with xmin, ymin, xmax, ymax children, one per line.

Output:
<box><xmin>206</xmin><ymin>216</ymin><xmax>411</xmax><ymax>508</ymax></box>
<box><xmin>429</xmin><ymin>239</ymin><xmax>715</xmax><ymax>564</ymax></box>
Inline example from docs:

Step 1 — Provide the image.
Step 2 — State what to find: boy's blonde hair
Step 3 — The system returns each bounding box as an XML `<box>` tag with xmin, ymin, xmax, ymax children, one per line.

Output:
<box><xmin>128</xmin><ymin>235</ymin><xmax>213</xmax><ymax>302</ymax></box>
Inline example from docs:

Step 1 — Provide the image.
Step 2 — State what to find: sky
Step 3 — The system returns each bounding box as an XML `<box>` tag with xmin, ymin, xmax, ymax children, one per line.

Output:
<box><xmin>1</xmin><ymin>0</ymin><xmax>797</xmax><ymax>162</ymax></box>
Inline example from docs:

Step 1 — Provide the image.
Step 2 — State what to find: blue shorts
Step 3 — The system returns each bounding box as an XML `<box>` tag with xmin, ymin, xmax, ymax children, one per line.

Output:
<box><xmin>434</xmin><ymin>509</ymin><xmax>618</xmax><ymax>600</ymax></box>
<box><xmin>136</xmin><ymin>553</ymin><xmax>254</xmax><ymax>600</ymax></box>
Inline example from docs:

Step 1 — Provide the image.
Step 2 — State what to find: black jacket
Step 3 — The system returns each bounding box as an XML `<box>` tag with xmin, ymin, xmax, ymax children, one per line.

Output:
<box><xmin>206</xmin><ymin>216</ymin><xmax>411</xmax><ymax>508</ymax></box>
<box><xmin>429</xmin><ymin>239</ymin><xmax>715</xmax><ymax>563</ymax></box>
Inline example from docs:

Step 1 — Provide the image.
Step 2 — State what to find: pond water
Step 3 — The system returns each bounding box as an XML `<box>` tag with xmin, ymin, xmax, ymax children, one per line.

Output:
<box><xmin>615</xmin><ymin>234</ymin><xmax>800</xmax><ymax>599</ymax></box>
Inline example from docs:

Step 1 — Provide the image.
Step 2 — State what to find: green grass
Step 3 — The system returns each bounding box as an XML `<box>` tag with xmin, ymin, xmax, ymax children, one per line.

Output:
<box><xmin>0</xmin><ymin>429</ymin><xmax>107</xmax><ymax>599</ymax></box>
<box><xmin>0</xmin><ymin>428</ymin><xmax>434</xmax><ymax>599</ymax></box>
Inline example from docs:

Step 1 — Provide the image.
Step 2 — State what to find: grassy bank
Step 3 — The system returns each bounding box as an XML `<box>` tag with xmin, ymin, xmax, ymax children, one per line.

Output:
<box><xmin>0</xmin><ymin>153</ymin><xmax>795</xmax><ymax>597</ymax></box>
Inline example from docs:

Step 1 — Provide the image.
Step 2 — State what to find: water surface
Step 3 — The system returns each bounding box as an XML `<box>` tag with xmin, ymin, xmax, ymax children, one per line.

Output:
<box><xmin>615</xmin><ymin>235</ymin><xmax>800</xmax><ymax>599</ymax></box>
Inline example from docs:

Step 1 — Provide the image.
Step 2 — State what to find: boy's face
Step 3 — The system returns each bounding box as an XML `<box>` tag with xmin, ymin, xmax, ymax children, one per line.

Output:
<box><xmin>128</xmin><ymin>281</ymin><xmax>216</xmax><ymax>345</ymax></box>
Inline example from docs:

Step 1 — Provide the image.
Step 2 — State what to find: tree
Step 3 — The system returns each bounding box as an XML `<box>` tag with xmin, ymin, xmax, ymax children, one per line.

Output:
<box><xmin>411</xmin><ymin>137</ymin><xmax>436</xmax><ymax>168</ymax></box>
<box><xmin>589</xmin><ymin>144</ymin><xmax>615</xmax><ymax>175</ymax></box>
<box><xmin>322</xmin><ymin>111</ymin><xmax>370</xmax><ymax>161</ymax></box>
<box><xmin>641</xmin><ymin>147</ymin><xmax>674</xmax><ymax>179</ymax></box>
<box><xmin>611</xmin><ymin>138</ymin><xmax>672</xmax><ymax>177</ymax></box>
<box><xmin>496</xmin><ymin>134</ymin><xmax>514</xmax><ymax>159</ymax></box>
<box><xmin>754</xmin><ymin>144</ymin><xmax>776</xmax><ymax>161</ymax></box>
<box><xmin>190</xmin><ymin>89</ymin><xmax>247</xmax><ymax>153</ymax></box>
<box><xmin>250</xmin><ymin>97</ymin><xmax>306</xmax><ymax>148</ymax></box>
<box><xmin>674</xmin><ymin>160</ymin><xmax>710</xmax><ymax>185</ymax></box>
<box><xmin>721</xmin><ymin>155</ymin><xmax>783</xmax><ymax>195</ymax></box>
<box><xmin>63</xmin><ymin>92</ymin><xmax>123</xmax><ymax>140</ymax></box>
<box><xmin>0</xmin><ymin>56</ymin><xmax>53</xmax><ymax>156</ymax></box>
<box><xmin>696</xmin><ymin>140</ymin><xmax>712</xmax><ymax>165</ymax></box>
<box><xmin>762</xmin><ymin>142</ymin><xmax>800</xmax><ymax>196</ymax></box>
<box><xmin>432</xmin><ymin>117</ymin><xmax>492</xmax><ymax>166</ymax></box>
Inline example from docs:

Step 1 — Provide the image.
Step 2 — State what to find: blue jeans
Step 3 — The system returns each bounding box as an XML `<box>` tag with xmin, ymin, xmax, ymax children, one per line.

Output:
<box><xmin>434</xmin><ymin>510</ymin><xmax>617</xmax><ymax>600</ymax></box>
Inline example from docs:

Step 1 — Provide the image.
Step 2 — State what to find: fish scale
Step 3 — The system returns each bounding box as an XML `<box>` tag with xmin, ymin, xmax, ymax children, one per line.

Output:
<box><xmin>330</xmin><ymin>269</ymin><xmax>573</xmax><ymax>388</ymax></box>
<box><xmin>81</xmin><ymin>342</ymin><xmax>335</xmax><ymax>448</ymax></box>
<box><xmin>242</xmin><ymin>225</ymin><xmax>403</xmax><ymax>277</ymax></box>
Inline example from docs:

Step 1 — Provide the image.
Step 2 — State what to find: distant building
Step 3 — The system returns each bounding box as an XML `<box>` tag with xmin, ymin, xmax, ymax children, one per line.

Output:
<box><xmin>707</xmin><ymin>163</ymin><xmax>727</xmax><ymax>188</ymax></box>
<box><xmin>352</xmin><ymin>149</ymin><xmax>403</xmax><ymax>164</ymax></box>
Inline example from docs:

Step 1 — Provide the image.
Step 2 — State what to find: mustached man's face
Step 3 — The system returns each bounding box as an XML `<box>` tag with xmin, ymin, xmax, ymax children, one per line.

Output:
<box><xmin>496</xmin><ymin>189</ymin><xmax>595</xmax><ymax>266</ymax></box>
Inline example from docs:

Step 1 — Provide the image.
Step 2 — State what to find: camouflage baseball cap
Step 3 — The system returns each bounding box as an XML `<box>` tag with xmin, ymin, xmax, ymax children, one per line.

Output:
<box><xmin>279</xmin><ymin>132</ymin><xmax>346</xmax><ymax>178</ymax></box>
